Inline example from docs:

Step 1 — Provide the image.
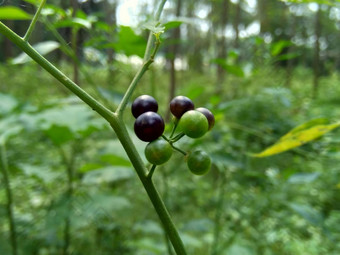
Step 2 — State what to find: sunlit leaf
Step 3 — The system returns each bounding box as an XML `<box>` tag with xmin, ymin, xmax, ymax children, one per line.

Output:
<box><xmin>11</xmin><ymin>41</ymin><xmax>60</xmax><ymax>64</ymax></box>
<box><xmin>0</xmin><ymin>6</ymin><xmax>32</xmax><ymax>20</ymax></box>
<box><xmin>211</xmin><ymin>58</ymin><xmax>244</xmax><ymax>77</ymax></box>
<box><xmin>252</xmin><ymin>120</ymin><xmax>340</xmax><ymax>157</ymax></box>
<box><xmin>143</xmin><ymin>21</ymin><xmax>165</xmax><ymax>33</ymax></box>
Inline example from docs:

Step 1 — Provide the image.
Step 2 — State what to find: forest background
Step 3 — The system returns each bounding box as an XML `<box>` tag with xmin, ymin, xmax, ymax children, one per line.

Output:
<box><xmin>0</xmin><ymin>0</ymin><xmax>340</xmax><ymax>254</ymax></box>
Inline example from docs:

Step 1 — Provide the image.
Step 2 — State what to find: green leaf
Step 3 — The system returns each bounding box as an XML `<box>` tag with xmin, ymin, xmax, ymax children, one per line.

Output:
<box><xmin>252</xmin><ymin>120</ymin><xmax>340</xmax><ymax>157</ymax></box>
<box><xmin>105</xmin><ymin>26</ymin><xmax>146</xmax><ymax>58</ymax></box>
<box><xmin>211</xmin><ymin>58</ymin><xmax>244</xmax><ymax>77</ymax></box>
<box><xmin>43</xmin><ymin>125</ymin><xmax>75</xmax><ymax>146</ymax></box>
<box><xmin>100</xmin><ymin>154</ymin><xmax>131</xmax><ymax>167</ymax></box>
<box><xmin>163</xmin><ymin>21</ymin><xmax>182</xmax><ymax>31</ymax></box>
<box><xmin>287</xmin><ymin>203</ymin><xmax>323</xmax><ymax>226</ymax></box>
<box><xmin>271</xmin><ymin>40</ymin><xmax>293</xmax><ymax>56</ymax></box>
<box><xmin>11</xmin><ymin>41</ymin><xmax>60</xmax><ymax>64</ymax></box>
<box><xmin>0</xmin><ymin>93</ymin><xmax>18</xmax><ymax>116</ymax></box>
<box><xmin>287</xmin><ymin>172</ymin><xmax>320</xmax><ymax>184</ymax></box>
<box><xmin>82</xmin><ymin>166</ymin><xmax>134</xmax><ymax>185</ymax></box>
<box><xmin>143</xmin><ymin>21</ymin><xmax>165</xmax><ymax>33</ymax></box>
<box><xmin>54</xmin><ymin>17</ymin><xmax>92</xmax><ymax>29</ymax></box>
<box><xmin>0</xmin><ymin>6</ymin><xmax>32</xmax><ymax>20</ymax></box>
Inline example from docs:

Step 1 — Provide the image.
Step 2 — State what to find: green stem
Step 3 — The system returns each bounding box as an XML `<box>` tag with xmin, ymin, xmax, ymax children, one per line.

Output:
<box><xmin>116</xmin><ymin>58</ymin><xmax>154</xmax><ymax>117</ymax></box>
<box><xmin>171</xmin><ymin>133</ymin><xmax>185</xmax><ymax>143</ymax></box>
<box><xmin>171</xmin><ymin>145</ymin><xmax>187</xmax><ymax>156</ymax></box>
<box><xmin>110</xmin><ymin>116</ymin><xmax>187</xmax><ymax>255</ymax></box>
<box><xmin>23</xmin><ymin>0</ymin><xmax>47</xmax><ymax>42</ymax></box>
<box><xmin>0</xmin><ymin>21</ymin><xmax>115</xmax><ymax>124</ymax></box>
<box><xmin>143</xmin><ymin>0</ymin><xmax>167</xmax><ymax>62</ymax></box>
<box><xmin>170</xmin><ymin>119</ymin><xmax>179</xmax><ymax>138</ymax></box>
<box><xmin>147</xmin><ymin>164</ymin><xmax>157</xmax><ymax>179</ymax></box>
<box><xmin>0</xmin><ymin>143</ymin><xmax>18</xmax><ymax>255</ymax></box>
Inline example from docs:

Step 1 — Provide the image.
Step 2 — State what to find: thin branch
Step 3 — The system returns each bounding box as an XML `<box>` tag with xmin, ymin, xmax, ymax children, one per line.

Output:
<box><xmin>147</xmin><ymin>164</ymin><xmax>157</xmax><ymax>179</ymax></box>
<box><xmin>24</xmin><ymin>0</ymin><xmax>47</xmax><ymax>42</ymax></box>
<box><xmin>144</xmin><ymin>0</ymin><xmax>167</xmax><ymax>61</ymax></box>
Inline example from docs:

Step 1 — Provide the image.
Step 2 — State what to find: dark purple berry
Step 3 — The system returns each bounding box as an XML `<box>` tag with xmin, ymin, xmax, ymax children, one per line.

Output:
<box><xmin>170</xmin><ymin>96</ymin><xmax>194</xmax><ymax>119</ymax></box>
<box><xmin>196</xmin><ymin>107</ymin><xmax>215</xmax><ymax>130</ymax></box>
<box><xmin>134</xmin><ymin>112</ymin><xmax>165</xmax><ymax>142</ymax></box>
<box><xmin>132</xmin><ymin>95</ymin><xmax>158</xmax><ymax>118</ymax></box>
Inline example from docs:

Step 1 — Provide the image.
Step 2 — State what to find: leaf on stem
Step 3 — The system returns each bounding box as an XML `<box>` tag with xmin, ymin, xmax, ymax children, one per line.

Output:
<box><xmin>0</xmin><ymin>6</ymin><xmax>32</xmax><ymax>20</ymax></box>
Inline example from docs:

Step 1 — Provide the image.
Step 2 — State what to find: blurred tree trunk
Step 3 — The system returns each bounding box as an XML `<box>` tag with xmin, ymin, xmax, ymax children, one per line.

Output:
<box><xmin>312</xmin><ymin>5</ymin><xmax>321</xmax><ymax>98</ymax></box>
<box><xmin>105</xmin><ymin>0</ymin><xmax>117</xmax><ymax>82</ymax></box>
<box><xmin>71</xmin><ymin>0</ymin><xmax>80</xmax><ymax>85</ymax></box>
<box><xmin>165</xmin><ymin>0</ymin><xmax>182</xmax><ymax>122</ymax></box>
<box><xmin>233</xmin><ymin>0</ymin><xmax>242</xmax><ymax>50</ymax></box>
<box><xmin>258</xmin><ymin>0</ymin><xmax>269</xmax><ymax>34</ymax></box>
<box><xmin>216</xmin><ymin>0</ymin><xmax>230</xmax><ymax>93</ymax></box>
<box><xmin>285</xmin><ymin>11</ymin><xmax>297</xmax><ymax>87</ymax></box>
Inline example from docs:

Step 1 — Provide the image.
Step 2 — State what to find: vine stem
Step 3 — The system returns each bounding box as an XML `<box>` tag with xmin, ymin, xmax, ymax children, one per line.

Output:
<box><xmin>24</xmin><ymin>0</ymin><xmax>47</xmax><ymax>42</ymax></box>
<box><xmin>0</xmin><ymin>142</ymin><xmax>18</xmax><ymax>255</ymax></box>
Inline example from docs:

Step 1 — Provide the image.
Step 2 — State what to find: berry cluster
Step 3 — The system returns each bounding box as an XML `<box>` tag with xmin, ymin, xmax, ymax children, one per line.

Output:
<box><xmin>132</xmin><ymin>95</ymin><xmax>215</xmax><ymax>176</ymax></box>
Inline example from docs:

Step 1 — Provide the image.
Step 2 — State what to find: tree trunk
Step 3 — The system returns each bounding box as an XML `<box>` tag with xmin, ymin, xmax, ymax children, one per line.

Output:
<box><xmin>233</xmin><ymin>0</ymin><xmax>242</xmax><ymax>49</ymax></box>
<box><xmin>105</xmin><ymin>0</ymin><xmax>117</xmax><ymax>82</ymax></box>
<box><xmin>313</xmin><ymin>5</ymin><xmax>321</xmax><ymax>98</ymax></box>
<box><xmin>216</xmin><ymin>0</ymin><xmax>230</xmax><ymax>93</ymax></box>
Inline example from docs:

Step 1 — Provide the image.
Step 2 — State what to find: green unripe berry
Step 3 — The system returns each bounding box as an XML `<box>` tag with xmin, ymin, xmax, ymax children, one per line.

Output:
<box><xmin>187</xmin><ymin>150</ymin><xmax>211</xmax><ymax>175</ymax></box>
<box><xmin>145</xmin><ymin>139</ymin><xmax>173</xmax><ymax>165</ymax></box>
<box><xmin>178</xmin><ymin>110</ymin><xmax>209</xmax><ymax>138</ymax></box>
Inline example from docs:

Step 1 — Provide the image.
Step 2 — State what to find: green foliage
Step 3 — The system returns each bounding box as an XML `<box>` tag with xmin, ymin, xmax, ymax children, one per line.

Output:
<box><xmin>0</xmin><ymin>6</ymin><xmax>32</xmax><ymax>20</ymax></box>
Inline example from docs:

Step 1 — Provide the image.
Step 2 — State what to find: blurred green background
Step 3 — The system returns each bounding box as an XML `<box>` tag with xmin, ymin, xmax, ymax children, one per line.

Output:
<box><xmin>1</xmin><ymin>0</ymin><xmax>340</xmax><ymax>254</ymax></box>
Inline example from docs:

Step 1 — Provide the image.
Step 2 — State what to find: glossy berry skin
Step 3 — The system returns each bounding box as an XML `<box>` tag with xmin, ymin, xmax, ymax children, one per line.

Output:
<box><xmin>187</xmin><ymin>150</ymin><xmax>211</xmax><ymax>175</ymax></box>
<box><xmin>196</xmin><ymin>107</ymin><xmax>215</xmax><ymax>130</ymax></box>
<box><xmin>145</xmin><ymin>139</ymin><xmax>173</xmax><ymax>165</ymax></box>
<box><xmin>170</xmin><ymin>96</ymin><xmax>194</xmax><ymax>119</ymax></box>
<box><xmin>134</xmin><ymin>112</ymin><xmax>165</xmax><ymax>142</ymax></box>
<box><xmin>178</xmin><ymin>110</ymin><xmax>208</xmax><ymax>138</ymax></box>
<box><xmin>131</xmin><ymin>95</ymin><xmax>158</xmax><ymax>118</ymax></box>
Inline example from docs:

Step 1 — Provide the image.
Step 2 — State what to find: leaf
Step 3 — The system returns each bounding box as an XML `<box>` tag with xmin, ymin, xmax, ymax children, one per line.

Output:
<box><xmin>252</xmin><ymin>121</ymin><xmax>340</xmax><ymax>157</ymax></box>
<box><xmin>100</xmin><ymin>154</ymin><xmax>131</xmax><ymax>167</ymax></box>
<box><xmin>54</xmin><ymin>17</ymin><xmax>92</xmax><ymax>29</ymax></box>
<box><xmin>287</xmin><ymin>172</ymin><xmax>320</xmax><ymax>184</ymax></box>
<box><xmin>82</xmin><ymin>166</ymin><xmax>134</xmax><ymax>185</ymax></box>
<box><xmin>43</xmin><ymin>125</ymin><xmax>75</xmax><ymax>146</ymax></box>
<box><xmin>143</xmin><ymin>21</ymin><xmax>165</xmax><ymax>33</ymax></box>
<box><xmin>18</xmin><ymin>164</ymin><xmax>58</xmax><ymax>183</ymax></box>
<box><xmin>0</xmin><ymin>6</ymin><xmax>32</xmax><ymax>20</ymax></box>
<box><xmin>211</xmin><ymin>58</ymin><xmax>244</xmax><ymax>77</ymax></box>
<box><xmin>287</xmin><ymin>203</ymin><xmax>323</xmax><ymax>226</ymax></box>
<box><xmin>163</xmin><ymin>21</ymin><xmax>182</xmax><ymax>31</ymax></box>
<box><xmin>280</xmin><ymin>118</ymin><xmax>329</xmax><ymax>140</ymax></box>
<box><xmin>271</xmin><ymin>40</ymin><xmax>293</xmax><ymax>56</ymax></box>
<box><xmin>11</xmin><ymin>41</ymin><xmax>60</xmax><ymax>64</ymax></box>
<box><xmin>105</xmin><ymin>26</ymin><xmax>146</xmax><ymax>58</ymax></box>
<box><xmin>0</xmin><ymin>93</ymin><xmax>18</xmax><ymax>116</ymax></box>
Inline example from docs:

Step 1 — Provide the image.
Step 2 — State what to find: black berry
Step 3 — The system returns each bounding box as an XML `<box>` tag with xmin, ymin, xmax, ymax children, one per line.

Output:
<box><xmin>196</xmin><ymin>107</ymin><xmax>215</xmax><ymax>130</ymax></box>
<box><xmin>132</xmin><ymin>95</ymin><xmax>158</xmax><ymax>118</ymax></box>
<box><xmin>170</xmin><ymin>96</ymin><xmax>194</xmax><ymax>119</ymax></box>
<box><xmin>134</xmin><ymin>112</ymin><xmax>165</xmax><ymax>142</ymax></box>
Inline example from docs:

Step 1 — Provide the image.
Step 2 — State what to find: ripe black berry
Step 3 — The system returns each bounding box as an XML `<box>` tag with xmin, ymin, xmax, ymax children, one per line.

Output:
<box><xmin>134</xmin><ymin>112</ymin><xmax>165</xmax><ymax>142</ymax></box>
<box><xmin>170</xmin><ymin>96</ymin><xmax>194</xmax><ymax>119</ymax></box>
<box><xmin>132</xmin><ymin>95</ymin><xmax>158</xmax><ymax>119</ymax></box>
<box><xmin>196</xmin><ymin>107</ymin><xmax>215</xmax><ymax>130</ymax></box>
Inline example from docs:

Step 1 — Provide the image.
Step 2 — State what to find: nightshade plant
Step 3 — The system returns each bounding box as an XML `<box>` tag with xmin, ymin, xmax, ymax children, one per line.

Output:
<box><xmin>0</xmin><ymin>1</ymin><xmax>213</xmax><ymax>254</ymax></box>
